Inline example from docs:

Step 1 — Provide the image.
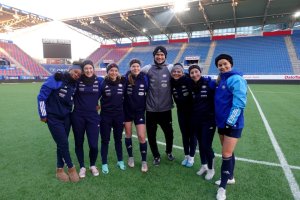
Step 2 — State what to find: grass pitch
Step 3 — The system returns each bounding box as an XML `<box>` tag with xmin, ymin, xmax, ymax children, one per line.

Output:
<box><xmin>0</xmin><ymin>83</ymin><xmax>299</xmax><ymax>200</ymax></box>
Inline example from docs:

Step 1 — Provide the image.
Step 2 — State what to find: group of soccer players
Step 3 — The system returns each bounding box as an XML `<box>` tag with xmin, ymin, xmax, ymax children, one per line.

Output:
<box><xmin>37</xmin><ymin>45</ymin><xmax>247</xmax><ymax>200</ymax></box>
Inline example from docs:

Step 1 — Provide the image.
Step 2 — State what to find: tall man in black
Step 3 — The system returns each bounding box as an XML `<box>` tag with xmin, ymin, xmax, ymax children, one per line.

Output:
<box><xmin>141</xmin><ymin>46</ymin><xmax>174</xmax><ymax>166</ymax></box>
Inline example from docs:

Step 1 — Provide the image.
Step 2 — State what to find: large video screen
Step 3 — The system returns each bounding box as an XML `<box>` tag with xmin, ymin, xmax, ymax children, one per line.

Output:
<box><xmin>43</xmin><ymin>39</ymin><xmax>71</xmax><ymax>59</ymax></box>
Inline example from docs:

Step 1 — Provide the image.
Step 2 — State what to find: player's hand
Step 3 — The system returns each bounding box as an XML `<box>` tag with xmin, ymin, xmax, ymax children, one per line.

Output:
<box><xmin>96</xmin><ymin>105</ymin><xmax>101</xmax><ymax>111</ymax></box>
<box><xmin>54</xmin><ymin>71</ymin><xmax>64</xmax><ymax>81</ymax></box>
<box><xmin>40</xmin><ymin>118</ymin><xmax>47</xmax><ymax>123</ymax></box>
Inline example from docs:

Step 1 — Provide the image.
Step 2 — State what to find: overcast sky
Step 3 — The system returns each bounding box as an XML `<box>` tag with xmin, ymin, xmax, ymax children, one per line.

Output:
<box><xmin>0</xmin><ymin>0</ymin><xmax>176</xmax><ymax>61</ymax></box>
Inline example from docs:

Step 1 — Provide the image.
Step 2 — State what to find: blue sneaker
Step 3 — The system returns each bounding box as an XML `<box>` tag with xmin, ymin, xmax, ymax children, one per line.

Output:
<box><xmin>102</xmin><ymin>164</ymin><xmax>109</xmax><ymax>174</ymax></box>
<box><xmin>181</xmin><ymin>158</ymin><xmax>188</xmax><ymax>166</ymax></box>
<box><xmin>117</xmin><ymin>161</ymin><xmax>126</xmax><ymax>170</ymax></box>
<box><xmin>185</xmin><ymin>160</ymin><xmax>194</xmax><ymax>168</ymax></box>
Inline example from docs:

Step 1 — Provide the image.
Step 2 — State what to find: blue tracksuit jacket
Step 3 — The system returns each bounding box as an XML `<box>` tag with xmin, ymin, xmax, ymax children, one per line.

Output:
<box><xmin>37</xmin><ymin>73</ymin><xmax>77</xmax><ymax>119</ymax></box>
<box><xmin>215</xmin><ymin>70</ymin><xmax>247</xmax><ymax>129</ymax></box>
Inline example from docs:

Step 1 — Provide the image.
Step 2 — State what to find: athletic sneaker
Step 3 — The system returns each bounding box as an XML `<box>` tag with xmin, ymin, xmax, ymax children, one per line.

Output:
<box><xmin>167</xmin><ymin>153</ymin><xmax>175</xmax><ymax>161</ymax></box>
<box><xmin>102</xmin><ymin>164</ymin><xmax>109</xmax><ymax>174</ymax></box>
<box><xmin>216</xmin><ymin>187</ymin><xmax>226</xmax><ymax>200</ymax></box>
<box><xmin>181</xmin><ymin>158</ymin><xmax>188</xmax><ymax>166</ymax></box>
<box><xmin>89</xmin><ymin>166</ymin><xmax>99</xmax><ymax>176</ymax></box>
<box><xmin>79</xmin><ymin>167</ymin><xmax>86</xmax><ymax>178</ymax></box>
<box><xmin>205</xmin><ymin>169</ymin><xmax>215</xmax><ymax>180</ymax></box>
<box><xmin>153</xmin><ymin>157</ymin><xmax>161</xmax><ymax>166</ymax></box>
<box><xmin>196</xmin><ymin>164</ymin><xmax>208</xmax><ymax>176</ymax></box>
<box><xmin>141</xmin><ymin>161</ymin><xmax>148</xmax><ymax>172</ymax></box>
<box><xmin>215</xmin><ymin>178</ymin><xmax>236</xmax><ymax>185</ymax></box>
<box><xmin>117</xmin><ymin>161</ymin><xmax>126</xmax><ymax>170</ymax></box>
<box><xmin>128</xmin><ymin>157</ymin><xmax>135</xmax><ymax>168</ymax></box>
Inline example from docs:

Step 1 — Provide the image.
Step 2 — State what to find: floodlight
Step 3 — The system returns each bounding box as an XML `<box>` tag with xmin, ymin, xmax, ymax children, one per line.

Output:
<box><xmin>172</xmin><ymin>0</ymin><xmax>190</xmax><ymax>13</ymax></box>
<box><xmin>294</xmin><ymin>11</ymin><xmax>300</xmax><ymax>18</ymax></box>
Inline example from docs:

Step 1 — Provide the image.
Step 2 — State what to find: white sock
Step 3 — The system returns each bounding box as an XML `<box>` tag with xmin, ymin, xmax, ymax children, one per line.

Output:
<box><xmin>188</xmin><ymin>156</ymin><xmax>194</xmax><ymax>163</ymax></box>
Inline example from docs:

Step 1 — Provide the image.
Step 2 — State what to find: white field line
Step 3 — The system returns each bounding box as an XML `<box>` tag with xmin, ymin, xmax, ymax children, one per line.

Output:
<box><xmin>249</xmin><ymin>86</ymin><xmax>300</xmax><ymax>200</ymax></box>
<box><xmin>129</xmin><ymin>134</ymin><xmax>300</xmax><ymax>170</ymax></box>
<box><xmin>252</xmin><ymin>91</ymin><xmax>300</xmax><ymax>95</ymax></box>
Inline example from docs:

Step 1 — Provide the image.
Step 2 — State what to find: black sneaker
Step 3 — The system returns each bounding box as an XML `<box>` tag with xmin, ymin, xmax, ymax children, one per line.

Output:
<box><xmin>167</xmin><ymin>153</ymin><xmax>175</xmax><ymax>161</ymax></box>
<box><xmin>153</xmin><ymin>157</ymin><xmax>161</xmax><ymax>166</ymax></box>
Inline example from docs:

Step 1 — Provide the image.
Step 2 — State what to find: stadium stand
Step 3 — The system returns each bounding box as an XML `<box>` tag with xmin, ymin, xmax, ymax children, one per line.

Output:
<box><xmin>207</xmin><ymin>36</ymin><xmax>293</xmax><ymax>75</ymax></box>
<box><xmin>86</xmin><ymin>47</ymin><xmax>112</xmax><ymax>67</ymax></box>
<box><xmin>93</xmin><ymin>34</ymin><xmax>299</xmax><ymax>76</ymax></box>
<box><xmin>0</xmin><ymin>42</ymin><xmax>50</xmax><ymax>76</ymax></box>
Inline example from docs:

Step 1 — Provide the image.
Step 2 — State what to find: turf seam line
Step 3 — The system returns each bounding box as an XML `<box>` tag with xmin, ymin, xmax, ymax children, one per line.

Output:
<box><xmin>249</xmin><ymin>86</ymin><xmax>300</xmax><ymax>200</ymax></box>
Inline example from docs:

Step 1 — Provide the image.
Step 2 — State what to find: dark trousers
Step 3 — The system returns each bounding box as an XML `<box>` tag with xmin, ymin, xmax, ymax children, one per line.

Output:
<box><xmin>100</xmin><ymin>113</ymin><xmax>124</xmax><ymax>164</ymax></box>
<box><xmin>47</xmin><ymin>115</ymin><xmax>73</xmax><ymax>168</ymax></box>
<box><xmin>177</xmin><ymin>110</ymin><xmax>197</xmax><ymax>157</ymax></box>
<box><xmin>71</xmin><ymin>112</ymin><xmax>100</xmax><ymax>168</ymax></box>
<box><xmin>192</xmin><ymin>119</ymin><xmax>216</xmax><ymax>169</ymax></box>
<box><xmin>146</xmin><ymin>110</ymin><xmax>174</xmax><ymax>158</ymax></box>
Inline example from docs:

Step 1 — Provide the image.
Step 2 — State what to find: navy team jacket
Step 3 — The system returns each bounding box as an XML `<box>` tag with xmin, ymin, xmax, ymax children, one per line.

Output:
<box><xmin>171</xmin><ymin>75</ymin><xmax>193</xmax><ymax>113</ymax></box>
<box><xmin>190</xmin><ymin>76</ymin><xmax>216</xmax><ymax>121</ymax></box>
<box><xmin>123</xmin><ymin>71</ymin><xmax>149</xmax><ymax>114</ymax></box>
<box><xmin>37</xmin><ymin>73</ymin><xmax>77</xmax><ymax>119</ymax></box>
<box><xmin>100</xmin><ymin>77</ymin><xmax>126</xmax><ymax>116</ymax></box>
<box><xmin>73</xmin><ymin>75</ymin><xmax>104</xmax><ymax>114</ymax></box>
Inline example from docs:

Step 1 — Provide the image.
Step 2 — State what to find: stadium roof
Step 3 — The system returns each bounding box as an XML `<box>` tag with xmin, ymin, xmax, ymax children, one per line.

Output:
<box><xmin>0</xmin><ymin>3</ymin><xmax>52</xmax><ymax>33</ymax></box>
<box><xmin>62</xmin><ymin>0</ymin><xmax>300</xmax><ymax>42</ymax></box>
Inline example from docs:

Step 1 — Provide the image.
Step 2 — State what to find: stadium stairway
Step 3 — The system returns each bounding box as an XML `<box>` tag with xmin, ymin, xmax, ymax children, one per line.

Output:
<box><xmin>95</xmin><ymin>49</ymin><xmax>113</xmax><ymax>67</ymax></box>
<box><xmin>202</xmin><ymin>41</ymin><xmax>216</xmax><ymax>75</ymax></box>
<box><xmin>173</xmin><ymin>43</ymin><xmax>188</xmax><ymax>64</ymax></box>
<box><xmin>284</xmin><ymin>36</ymin><xmax>300</xmax><ymax>74</ymax></box>
<box><xmin>117</xmin><ymin>47</ymin><xmax>133</xmax><ymax>66</ymax></box>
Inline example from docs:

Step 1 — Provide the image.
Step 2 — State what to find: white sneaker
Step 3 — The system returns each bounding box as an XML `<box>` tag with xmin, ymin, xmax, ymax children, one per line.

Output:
<box><xmin>89</xmin><ymin>166</ymin><xmax>99</xmax><ymax>176</ymax></box>
<box><xmin>215</xmin><ymin>178</ymin><xmax>236</xmax><ymax>185</ymax></box>
<box><xmin>216</xmin><ymin>187</ymin><xmax>226</xmax><ymax>200</ymax></box>
<box><xmin>128</xmin><ymin>157</ymin><xmax>135</xmax><ymax>168</ymax></box>
<box><xmin>196</xmin><ymin>164</ymin><xmax>208</xmax><ymax>176</ymax></box>
<box><xmin>79</xmin><ymin>167</ymin><xmax>86</xmax><ymax>178</ymax></box>
<box><xmin>141</xmin><ymin>161</ymin><xmax>148</xmax><ymax>172</ymax></box>
<box><xmin>205</xmin><ymin>169</ymin><xmax>215</xmax><ymax>180</ymax></box>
